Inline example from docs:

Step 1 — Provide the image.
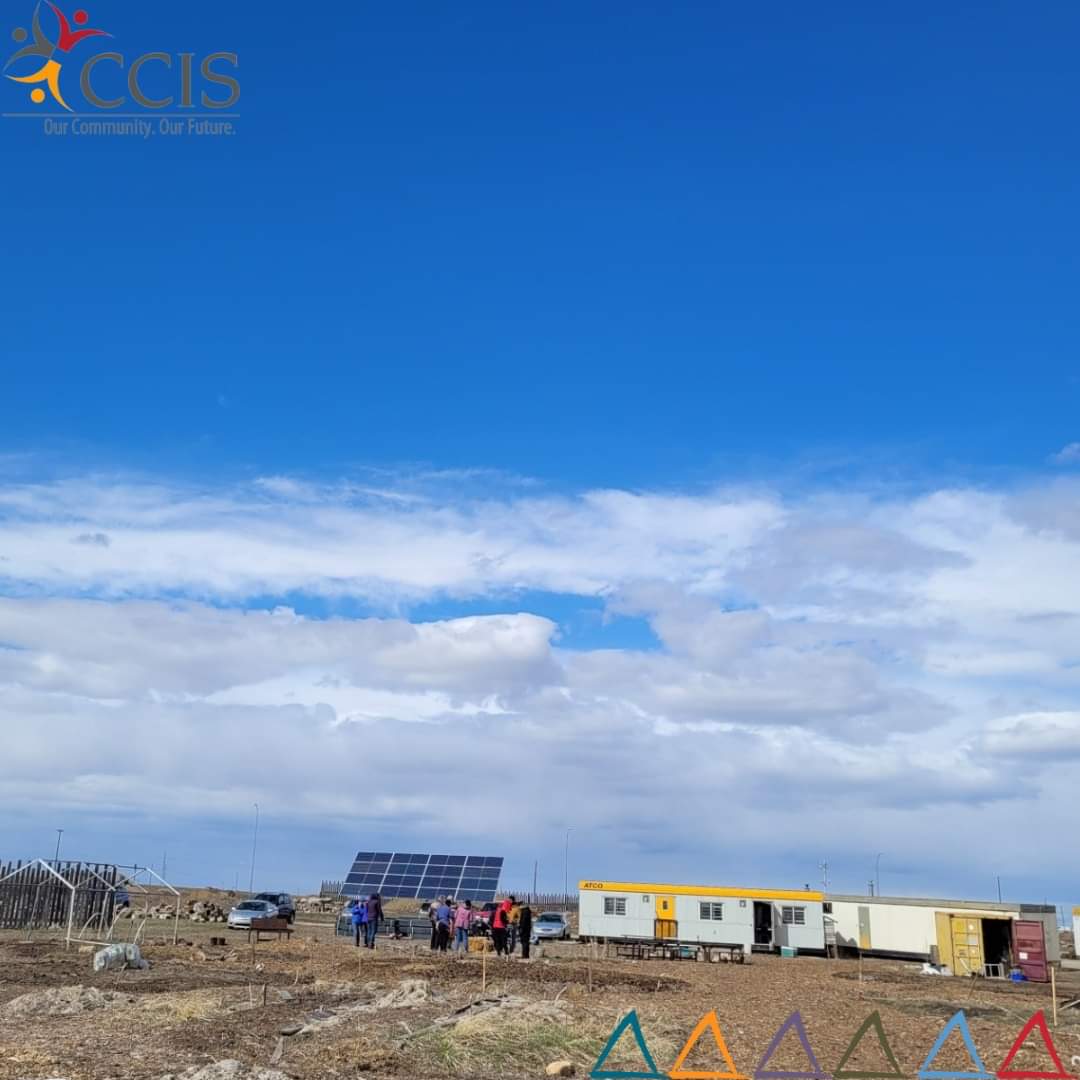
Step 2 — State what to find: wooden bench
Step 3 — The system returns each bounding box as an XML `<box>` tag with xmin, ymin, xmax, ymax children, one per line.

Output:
<box><xmin>248</xmin><ymin>916</ymin><xmax>293</xmax><ymax>943</ymax></box>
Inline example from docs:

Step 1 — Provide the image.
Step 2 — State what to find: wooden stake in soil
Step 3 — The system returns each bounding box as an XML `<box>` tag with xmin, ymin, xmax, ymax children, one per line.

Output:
<box><xmin>588</xmin><ymin>945</ymin><xmax>593</xmax><ymax>994</ymax></box>
<box><xmin>1051</xmin><ymin>965</ymin><xmax>1058</xmax><ymax>1027</ymax></box>
<box><xmin>482</xmin><ymin>946</ymin><xmax>487</xmax><ymax>994</ymax></box>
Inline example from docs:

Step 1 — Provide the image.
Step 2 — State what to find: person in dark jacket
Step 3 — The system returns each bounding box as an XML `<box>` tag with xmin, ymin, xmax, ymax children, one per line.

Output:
<box><xmin>518</xmin><ymin>903</ymin><xmax>533</xmax><ymax>960</ymax></box>
<box><xmin>435</xmin><ymin>898</ymin><xmax>452</xmax><ymax>952</ymax></box>
<box><xmin>365</xmin><ymin>893</ymin><xmax>383</xmax><ymax>948</ymax></box>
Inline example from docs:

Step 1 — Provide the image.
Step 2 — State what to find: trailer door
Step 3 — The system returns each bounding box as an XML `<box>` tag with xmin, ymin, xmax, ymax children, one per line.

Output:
<box><xmin>654</xmin><ymin>895</ymin><xmax>677</xmax><ymax>940</ymax></box>
<box><xmin>1012</xmin><ymin>920</ymin><xmax>1048</xmax><ymax>982</ymax></box>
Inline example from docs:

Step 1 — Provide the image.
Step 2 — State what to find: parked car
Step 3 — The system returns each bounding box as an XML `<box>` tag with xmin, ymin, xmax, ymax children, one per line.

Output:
<box><xmin>476</xmin><ymin>901</ymin><xmax>501</xmax><ymax>924</ymax></box>
<box><xmin>531</xmin><ymin>911</ymin><xmax>572</xmax><ymax>942</ymax></box>
<box><xmin>254</xmin><ymin>892</ymin><xmax>295</xmax><ymax>923</ymax></box>
<box><xmin>227</xmin><ymin>899</ymin><xmax>279</xmax><ymax>929</ymax></box>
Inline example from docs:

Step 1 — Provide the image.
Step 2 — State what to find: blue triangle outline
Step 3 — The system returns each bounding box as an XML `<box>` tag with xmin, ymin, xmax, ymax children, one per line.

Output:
<box><xmin>590</xmin><ymin>1010</ymin><xmax>666</xmax><ymax>1080</ymax></box>
<box><xmin>754</xmin><ymin>1011</ymin><xmax>831</xmax><ymax>1080</ymax></box>
<box><xmin>917</xmin><ymin>1012</ymin><xmax>992</xmax><ymax>1080</ymax></box>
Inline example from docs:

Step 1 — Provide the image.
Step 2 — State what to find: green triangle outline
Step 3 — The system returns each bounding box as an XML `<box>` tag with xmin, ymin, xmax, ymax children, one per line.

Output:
<box><xmin>835</xmin><ymin>1012</ymin><xmax>906</xmax><ymax>1080</ymax></box>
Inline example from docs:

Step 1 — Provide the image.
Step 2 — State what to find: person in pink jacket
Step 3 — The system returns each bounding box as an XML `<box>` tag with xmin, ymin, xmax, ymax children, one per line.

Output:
<box><xmin>452</xmin><ymin>898</ymin><xmax>476</xmax><ymax>952</ymax></box>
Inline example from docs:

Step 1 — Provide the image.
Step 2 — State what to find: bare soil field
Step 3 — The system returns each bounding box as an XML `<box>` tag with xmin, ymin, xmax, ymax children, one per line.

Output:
<box><xmin>1</xmin><ymin>927</ymin><xmax>1078</xmax><ymax>1080</ymax></box>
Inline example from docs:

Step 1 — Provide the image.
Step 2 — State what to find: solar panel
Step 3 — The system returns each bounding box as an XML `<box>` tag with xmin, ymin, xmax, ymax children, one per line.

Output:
<box><xmin>340</xmin><ymin>852</ymin><xmax>504</xmax><ymax>900</ymax></box>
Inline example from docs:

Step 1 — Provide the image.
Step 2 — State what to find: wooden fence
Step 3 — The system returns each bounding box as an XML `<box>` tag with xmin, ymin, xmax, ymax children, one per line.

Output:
<box><xmin>497</xmin><ymin>891</ymin><xmax>579</xmax><ymax>910</ymax></box>
<box><xmin>0</xmin><ymin>860</ymin><xmax>118</xmax><ymax>932</ymax></box>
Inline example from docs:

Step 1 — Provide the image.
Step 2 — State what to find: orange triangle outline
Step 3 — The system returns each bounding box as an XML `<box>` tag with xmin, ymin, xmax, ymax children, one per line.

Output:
<box><xmin>670</xmin><ymin>1010</ymin><xmax>750</xmax><ymax>1080</ymax></box>
<box><xmin>996</xmin><ymin>1011</ymin><xmax>1076</xmax><ymax>1080</ymax></box>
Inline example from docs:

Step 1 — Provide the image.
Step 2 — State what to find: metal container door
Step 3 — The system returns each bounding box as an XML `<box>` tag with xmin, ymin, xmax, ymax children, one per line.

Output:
<box><xmin>1012</xmin><ymin>920</ymin><xmax>1048</xmax><ymax>982</ymax></box>
<box><xmin>950</xmin><ymin>917</ymin><xmax>983</xmax><ymax>975</ymax></box>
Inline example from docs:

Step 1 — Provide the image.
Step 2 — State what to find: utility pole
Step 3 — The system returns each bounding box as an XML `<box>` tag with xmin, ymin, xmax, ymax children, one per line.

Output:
<box><xmin>161</xmin><ymin>851</ymin><xmax>167</xmax><ymax>881</ymax></box>
<box><xmin>819</xmin><ymin>860</ymin><xmax>829</xmax><ymax>890</ymax></box>
<box><xmin>868</xmin><ymin>880</ymin><xmax>875</xmax><ymax>897</ymax></box>
<box><xmin>996</xmin><ymin>876</ymin><xmax>1002</xmax><ymax>902</ymax></box>
<box><xmin>564</xmin><ymin>828</ymin><xmax>572</xmax><ymax>898</ymax></box>
<box><xmin>54</xmin><ymin>829</ymin><xmax>63</xmax><ymax>865</ymax></box>
<box><xmin>533</xmin><ymin>860</ymin><xmax>538</xmax><ymax>899</ymax></box>
<box><xmin>875</xmin><ymin>853</ymin><xmax>882</xmax><ymax>897</ymax></box>
<box><xmin>248</xmin><ymin>803</ymin><xmax>259</xmax><ymax>895</ymax></box>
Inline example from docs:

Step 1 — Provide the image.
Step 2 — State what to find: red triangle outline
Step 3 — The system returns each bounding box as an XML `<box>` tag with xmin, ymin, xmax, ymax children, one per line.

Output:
<box><xmin>996</xmin><ymin>1011</ymin><xmax>1076</xmax><ymax>1080</ymax></box>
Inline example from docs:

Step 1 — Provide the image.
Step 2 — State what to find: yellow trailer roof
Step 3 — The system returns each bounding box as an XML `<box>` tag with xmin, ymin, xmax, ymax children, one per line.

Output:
<box><xmin>580</xmin><ymin>880</ymin><xmax>824</xmax><ymax>902</ymax></box>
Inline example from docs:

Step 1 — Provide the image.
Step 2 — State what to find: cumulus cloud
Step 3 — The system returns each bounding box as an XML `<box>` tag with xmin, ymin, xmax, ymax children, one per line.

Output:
<box><xmin>1</xmin><ymin>470</ymin><xmax>1079</xmax><ymax>897</ymax></box>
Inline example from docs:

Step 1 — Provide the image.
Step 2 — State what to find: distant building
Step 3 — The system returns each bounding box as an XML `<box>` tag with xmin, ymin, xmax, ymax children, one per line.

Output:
<box><xmin>577</xmin><ymin>879</ymin><xmax>825</xmax><ymax>954</ymax></box>
<box><xmin>826</xmin><ymin>893</ymin><xmax>1058</xmax><ymax>980</ymax></box>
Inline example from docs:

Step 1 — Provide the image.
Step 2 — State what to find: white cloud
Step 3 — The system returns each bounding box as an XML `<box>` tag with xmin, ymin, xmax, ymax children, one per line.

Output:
<box><xmin>1</xmin><ymin>470</ymin><xmax>1079</xmax><ymax>897</ymax></box>
<box><xmin>1051</xmin><ymin>442</ymin><xmax>1080</xmax><ymax>465</ymax></box>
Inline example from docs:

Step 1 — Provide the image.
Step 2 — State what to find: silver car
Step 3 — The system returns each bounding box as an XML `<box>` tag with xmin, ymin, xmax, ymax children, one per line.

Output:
<box><xmin>227</xmin><ymin>899</ymin><xmax>278</xmax><ymax>929</ymax></box>
<box><xmin>531</xmin><ymin>911</ymin><xmax>572</xmax><ymax>941</ymax></box>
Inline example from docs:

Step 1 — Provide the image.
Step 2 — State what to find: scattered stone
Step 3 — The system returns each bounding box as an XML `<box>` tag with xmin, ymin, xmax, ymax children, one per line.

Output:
<box><xmin>546</xmin><ymin>1061</ymin><xmax>576</xmax><ymax>1077</ymax></box>
<box><xmin>279</xmin><ymin>1023</ymin><xmax>303</xmax><ymax>1037</ymax></box>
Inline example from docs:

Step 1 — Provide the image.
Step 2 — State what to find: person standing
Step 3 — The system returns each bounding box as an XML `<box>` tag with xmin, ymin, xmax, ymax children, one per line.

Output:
<box><xmin>518</xmin><ymin>903</ymin><xmax>533</xmax><ymax>960</ymax></box>
<box><xmin>351</xmin><ymin>897</ymin><xmax>367</xmax><ymax>948</ymax></box>
<box><xmin>508</xmin><ymin>899</ymin><xmax>522</xmax><ymax>955</ymax></box>
<box><xmin>365</xmin><ymin>892</ymin><xmax>383</xmax><ymax>949</ymax></box>
<box><xmin>429</xmin><ymin>899</ymin><xmax>439</xmax><ymax>950</ymax></box>
<box><xmin>435</xmin><ymin>897</ymin><xmax>452</xmax><ymax>952</ymax></box>
<box><xmin>453</xmin><ymin>898</ymin><xmax>475</xmax><ymax>953</ymax></box>
<box><xmin>491</xmin><ymin>895</ymin><xmax>514</xmax><ymax>956</ymax></box>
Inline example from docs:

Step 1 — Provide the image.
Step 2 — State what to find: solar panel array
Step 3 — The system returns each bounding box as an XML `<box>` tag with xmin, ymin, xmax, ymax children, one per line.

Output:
<box><xmin>341</xmin><ymin>853</ymin><xmax>504</xmax><ymax>901</ymax></box>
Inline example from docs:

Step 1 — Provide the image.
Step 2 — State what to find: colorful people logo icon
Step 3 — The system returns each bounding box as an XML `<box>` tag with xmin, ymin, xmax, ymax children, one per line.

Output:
<box><xmin>4</xmin><ymin>1</ymin><xmax>109</xmax><ymax>110</ymax></box>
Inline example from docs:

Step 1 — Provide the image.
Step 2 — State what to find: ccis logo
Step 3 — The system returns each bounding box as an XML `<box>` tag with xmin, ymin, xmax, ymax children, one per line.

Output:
<box><xmin>4</xmin><ymin>2</ymin><xmax>238</xmax><ymax>137</ymax></box>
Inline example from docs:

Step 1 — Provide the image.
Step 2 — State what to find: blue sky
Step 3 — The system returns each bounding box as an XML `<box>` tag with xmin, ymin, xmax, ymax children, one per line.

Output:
<box><xmin>2</xmin><ymin>1</ymin><xmax>1079</xmax><ymax>910</ymax></box>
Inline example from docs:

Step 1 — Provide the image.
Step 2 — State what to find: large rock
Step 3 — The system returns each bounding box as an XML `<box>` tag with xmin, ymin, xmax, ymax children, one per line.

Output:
<box><xmin>546</xmin><ymin>1061</ymin><xmax>576</xmax><ymax>1077</ymax></box>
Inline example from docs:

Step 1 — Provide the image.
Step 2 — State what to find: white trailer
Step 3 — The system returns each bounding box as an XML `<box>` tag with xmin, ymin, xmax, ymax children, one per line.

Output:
<box><xmin>826</xmin><ymin>894</ymin><xmax>1059</xmax><ymax>979</ymax></box>
<box><xmin>578</xmin><ymin>880</ymin><xmax>826</xmax><ymax>954</ymax></box>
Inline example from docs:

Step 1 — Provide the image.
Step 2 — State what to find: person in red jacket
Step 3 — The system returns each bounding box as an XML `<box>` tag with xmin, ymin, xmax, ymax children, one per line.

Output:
<box><xmin>491</xmin><ymin>895</ymin><xmax>515</xmax><ymax>956</ymax></box>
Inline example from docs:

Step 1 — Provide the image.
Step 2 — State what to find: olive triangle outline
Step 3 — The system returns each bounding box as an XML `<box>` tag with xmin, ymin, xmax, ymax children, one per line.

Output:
<box><xmin>834</xmin><ymin>1011</ymin><xmax>906</xmax><ymax>1080</ymax></box>
<box><xmin>918</xmin><ymin>1011</ymin><xmax>992</xmax><ymax>1080</ymax></box>
<box><xmin>590</xmin><ymin>1010</ymin><xmax>666</xmax><ymax>1080</ymax></box>
<box><xmin>753</xmin><ymin>1011</ymin><xmax>831</xmax><ymax>1080</ymax></box>
<box><xmin>996</xmin><ymin>1010</ymin><xmax>1076</xmax><ymax>1080</ymax></box>
<box><xmin>669</xmin><ymin>1010</ymin><xmax>749</xmax><ymax>1080</ymax></box>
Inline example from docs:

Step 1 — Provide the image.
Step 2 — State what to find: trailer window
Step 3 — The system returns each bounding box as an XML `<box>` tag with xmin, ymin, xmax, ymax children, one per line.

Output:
<box><xmin>603</xmin><ymin>897</ymin><xmax>627</xmax><ymax>916</ymax></box>
<box><xmin>699</xmin><ymin>902</ymin><xmax>724</xmax><ymax>920</ymax></box>
<box><xmin>823</xmin><ymin>902</ymin><xmax>832</xmax><ymax>914</ymax></box>
<box><xmin>781</xmin><ymin>906</ymin><xmax>806</xmax><ymax>925</ymax></box>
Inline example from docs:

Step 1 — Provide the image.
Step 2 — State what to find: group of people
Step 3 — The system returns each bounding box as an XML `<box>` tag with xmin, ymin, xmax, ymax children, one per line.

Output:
<box><xmin>429</xmin><ymin>895</ymin><xmax>534</xmax><ymax>959</ymax></box>
<box><xmin>349</xmin><ymin>892</ymin><xmax>384</xmax><ymax>948</ymax></box>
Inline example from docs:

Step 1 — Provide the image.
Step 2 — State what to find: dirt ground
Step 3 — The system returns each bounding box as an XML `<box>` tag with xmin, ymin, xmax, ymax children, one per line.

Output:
<box><xmin>1</xmin><ymin>924</ymin><xmax>1078</xmax><ymax>1080</ymax></box>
